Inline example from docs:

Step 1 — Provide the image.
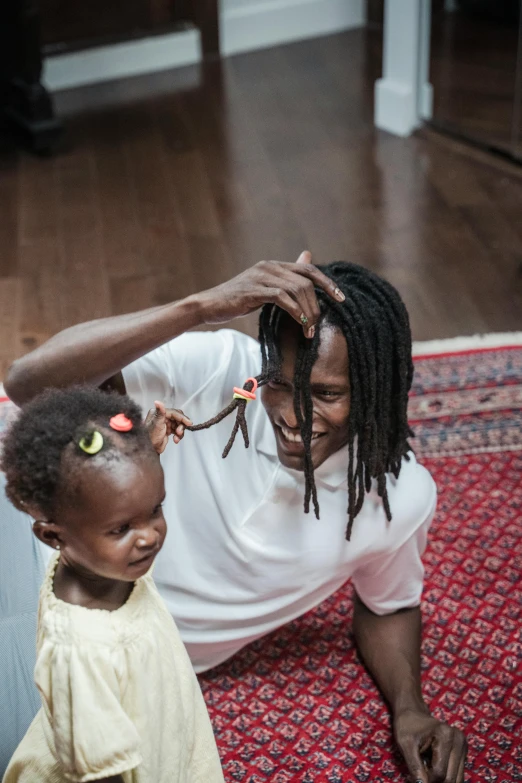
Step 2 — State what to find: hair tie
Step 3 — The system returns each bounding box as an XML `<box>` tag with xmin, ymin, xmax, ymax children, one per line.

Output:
<box><xmin>109</xmin><ymin>414</ymin><xmax>133</xmax><ymax>432</ymax></box>
<box><xmin>79</xmin><ymin>431</ymin><xmax>104</xmax><ymax>455</ymax></box>
<box><xmin>233</xmin><ymin>377</ymin><xmax>258</xmax><ymax>403</ymax></box>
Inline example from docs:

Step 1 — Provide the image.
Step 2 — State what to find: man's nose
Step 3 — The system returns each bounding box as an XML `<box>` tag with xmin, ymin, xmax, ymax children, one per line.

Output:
<box><xmin>279</xmin><ymin>396</ymin><xmax>300</xmax><ymax>429</ymax></box>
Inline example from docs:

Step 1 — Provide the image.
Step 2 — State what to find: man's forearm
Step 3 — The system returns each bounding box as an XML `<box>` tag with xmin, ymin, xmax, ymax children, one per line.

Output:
<box><xmin>5</xmin><ymin>254</ymin><xmax>340</xmax><ymax>405</ymax></box>
<box><xmin>352</xmin><ymin>593</ymin><xmax>429</xmax><ymax>717</ymax></box>
<box><xmin>5</xmin><ymin>295</ymin><xmax>203</xmax><ymax>406</ymax></box>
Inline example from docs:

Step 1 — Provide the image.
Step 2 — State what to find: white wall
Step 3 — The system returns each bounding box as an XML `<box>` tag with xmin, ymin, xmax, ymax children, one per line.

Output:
<box><xmin>221</xmin><ymin>0</ymin><xmax>367</xmax><ymax>57</ymax></box>
<box><xmin>222</xmin><ymin>0</ymin><xmax>256</xmax><ymax>8</ymax></box>
<box><xmin>45</xmin><ymin>0</ymin><xmax>367</xmax><ymax>91</ymax></box>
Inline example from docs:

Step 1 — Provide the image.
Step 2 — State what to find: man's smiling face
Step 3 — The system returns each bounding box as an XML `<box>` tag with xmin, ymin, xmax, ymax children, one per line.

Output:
<box><xmin>261</xmin><ymin>318</ymin><xmax>351</xmax><ymax>471</ymax></box>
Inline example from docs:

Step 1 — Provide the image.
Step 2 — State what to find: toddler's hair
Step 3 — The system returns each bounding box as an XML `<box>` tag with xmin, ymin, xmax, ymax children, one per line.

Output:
<box><xmin>1</xmin><ymin>386</ymin><xmax>150</xmax><ymax>515</ymax></box>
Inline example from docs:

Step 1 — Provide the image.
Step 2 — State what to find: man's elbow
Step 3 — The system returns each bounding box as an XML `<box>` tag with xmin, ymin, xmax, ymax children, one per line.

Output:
<box><xmin>4</xmin><ymin>358</ymin><xmax>35</xmax><ymax>407</ymax></box>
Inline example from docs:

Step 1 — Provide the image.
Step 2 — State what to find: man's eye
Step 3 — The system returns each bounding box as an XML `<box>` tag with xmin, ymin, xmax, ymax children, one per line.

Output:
<box><xmin>269</xmin><ymin>379</ymin><xmax>284</xmax><ymax>388</ymax></box>
<box><xmin>111</xmin><ymin>524</ymin><xmax>130</xmax><ymax>535</ymax></box>
<box><xmin>315</xmin><ymin>390</ymin><xmax>338</xmax><ymax>399</ymax></box>
<box><xmin>152</xmin><ymin>504</ymin><xmax>163</xmax><ymax>516</ymax></box>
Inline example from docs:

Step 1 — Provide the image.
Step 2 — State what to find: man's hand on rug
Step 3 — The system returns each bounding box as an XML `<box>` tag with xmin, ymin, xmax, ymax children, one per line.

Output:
<box><xmin>394</xmin><ymin>708</ymin><xmax>467</xmax><ymax>783</ymax></box>
<box><xmin>145</xmin><ymin>401</ymin><xmax>193</xmax><ymax>453</ymax></box>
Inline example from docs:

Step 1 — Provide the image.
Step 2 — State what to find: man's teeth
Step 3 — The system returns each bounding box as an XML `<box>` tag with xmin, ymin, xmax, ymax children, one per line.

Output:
<box><xmin>282</xmin><ymin>427</ymin><xmax>302</xmax><ymax>443</ymax></box>
<box><xmin>281</xmin><ymin>426</ymin><xmax>321</xmax><ymax>443</ymax></box>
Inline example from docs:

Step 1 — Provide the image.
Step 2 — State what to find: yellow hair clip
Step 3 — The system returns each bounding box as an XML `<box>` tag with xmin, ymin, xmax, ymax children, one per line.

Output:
<box><xmin>79</xmin><ymin>431</ymin><xmax>104</xmax><ymax>455</ymax></box>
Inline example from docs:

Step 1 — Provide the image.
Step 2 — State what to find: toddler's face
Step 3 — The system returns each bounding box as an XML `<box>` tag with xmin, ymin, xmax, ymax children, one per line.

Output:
<box><xmin>53</xmin><ymin>454</ymin><xmax>167</xmax><ymax>581</ymax></box>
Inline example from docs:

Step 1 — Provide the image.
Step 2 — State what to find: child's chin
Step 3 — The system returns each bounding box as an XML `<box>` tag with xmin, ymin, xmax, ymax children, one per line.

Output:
<box><xmin>127</xmin><ymin>552</ymin><xmax>157</xmax><ymax>574</ymax></box>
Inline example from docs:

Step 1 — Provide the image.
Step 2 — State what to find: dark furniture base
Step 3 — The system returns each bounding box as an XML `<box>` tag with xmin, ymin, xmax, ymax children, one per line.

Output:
<box><xmin>1</xmin><ymin>0</ymin><xmax>219</xmax><ymax>155</ymax></box>
<box><xmin>2</xmin><ymin>78</ymin><xmax>63</xmax><ymax>155</ymax></box>
<box><xmin>0</xmin><ymin>0</ymin><xmax>63</xmax><ymax>155</ymax></box>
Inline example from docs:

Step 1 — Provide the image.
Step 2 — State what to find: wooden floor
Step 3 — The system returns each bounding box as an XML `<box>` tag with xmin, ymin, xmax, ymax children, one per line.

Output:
<box><xmin>1</xmin><ymin>29</ymin><xmax>522</xmax><ymax>380</ymax></box>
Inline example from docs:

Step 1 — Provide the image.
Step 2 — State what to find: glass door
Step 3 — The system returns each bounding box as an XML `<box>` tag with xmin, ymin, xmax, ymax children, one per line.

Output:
<box><xmin>513</xmin><ymin>2</ymin><xmax>522</xmax><ymax>159</ymax></box>
<box><xmin>429</xmin><ymin>0</ymin><xmax>522</xmax><ymax>159</ymax></box>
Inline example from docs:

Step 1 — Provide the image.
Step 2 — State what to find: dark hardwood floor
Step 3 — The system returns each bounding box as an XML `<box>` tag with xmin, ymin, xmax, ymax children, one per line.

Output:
<box><xmin>1</xmin><ymin>29</ymin><xmax>522</xmax><ymax>380</ymax></box>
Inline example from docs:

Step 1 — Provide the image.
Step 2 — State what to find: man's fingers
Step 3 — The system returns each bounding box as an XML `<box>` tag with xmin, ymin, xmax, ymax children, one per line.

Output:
<box><xmin>247</xmin><ymin>258</ymin><xmax>343</xmax><ymax>336</ymax></box>
<box><xmin>293</xmin><ymin>262</ymin><xmax>346</xmax><ymax>304</ymax></box>
<box><xmin>455</xmin><ymin>753</ymin><xmax>466</xmax><ymax>783</ymax></box>
<box><xmin>296</xmin><ymin>275</ymin><xmax>321</xmax><ymax>337</ymax></box>
<box><xmin>398</xmin><ymin>737</ymin><xmax>429</xmax><ymax>783</ymax></box>
<box><xmin>274</xmin><ymin>288</ymin><xmax>317</xmax><ymax>339</ymax></box>
<box><xmin>264</xmin><ymin>288</ymin><xmax>312</xmax><ymax>336</ymax></box>
<box><xmin>429</xmin><ymin>725</ymin><xmax>458</xmax><ymax>783</ymax></box>
<box><xmin>430</xmin><ymin>728</ymin><xmax>466</xmax><ymax>783</ymax></box>
<box><xmin>296</xmin><ymin>250</ymin><xmax>313</xmax><ymax>265</ymax></box>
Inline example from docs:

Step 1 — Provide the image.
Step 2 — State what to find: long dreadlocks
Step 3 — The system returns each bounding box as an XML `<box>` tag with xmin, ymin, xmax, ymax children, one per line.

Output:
<box><xmin>187</xmin><ymin>261</ymin><xmax>414</xmax><ymax>541</ymax></box>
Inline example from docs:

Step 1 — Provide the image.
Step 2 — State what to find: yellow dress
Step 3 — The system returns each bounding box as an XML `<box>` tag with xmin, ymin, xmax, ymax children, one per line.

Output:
<box><xmin>3</xmin><ymin>555</ymin><xmax>224</xmax><ymax>783</ymax></box>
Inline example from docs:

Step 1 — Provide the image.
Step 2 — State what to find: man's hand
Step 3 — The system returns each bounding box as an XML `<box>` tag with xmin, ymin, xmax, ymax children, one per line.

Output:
<box><xmin>352</xmin><ymin>598</ymin><xmax>467</xmax><ymax>783</ymax></box>
<box><xmin>394</xmin><ymin>708</ymin><xmax>467</xmax><ymax>783</ymax></box>
<box><xmin>145</xmin><ymin>401</ymin><xmax>193</xmax><ymax>454</ymax></box>
<box><xmin>196</xmin><ymin>251</ymin><xmax>346</xmax><ymax>338</ymax></box>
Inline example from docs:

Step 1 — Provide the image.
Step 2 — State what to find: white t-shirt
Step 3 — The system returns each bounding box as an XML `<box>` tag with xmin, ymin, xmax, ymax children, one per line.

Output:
<box><xmin>121</xmin><ymin>329</ymin><xmax>436</xmax><ymax>673</ymax></box>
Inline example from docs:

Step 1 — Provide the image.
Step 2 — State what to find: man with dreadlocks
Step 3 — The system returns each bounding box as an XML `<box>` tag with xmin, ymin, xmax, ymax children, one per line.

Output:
<box><xmin>5</xmin><ymin>252</ymin><xmax>466</xmax><ymax>783</ymax></box>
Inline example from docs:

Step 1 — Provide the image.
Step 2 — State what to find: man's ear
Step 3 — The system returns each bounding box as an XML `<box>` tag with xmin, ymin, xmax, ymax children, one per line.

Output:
<box><xmin>32</xmin><ymin>519</ymin><xmax>64</xmax><ymax>551</ymax></box>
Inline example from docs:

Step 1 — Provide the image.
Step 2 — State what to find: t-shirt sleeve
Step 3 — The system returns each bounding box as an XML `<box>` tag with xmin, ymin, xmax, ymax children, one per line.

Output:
<box><xmin>121</xmin><ymin>329</ymin><xmax>260</xmax><ymax>416</ymax></box>
<box><xmin>351</xmin><ymin>458</ymin><xmax>437</xmax><ymax>615</ymax></box>
<box><xmin>35</xmin><ymin>640</ymin><xmax>142</xmax><ymax>782</ymax></box>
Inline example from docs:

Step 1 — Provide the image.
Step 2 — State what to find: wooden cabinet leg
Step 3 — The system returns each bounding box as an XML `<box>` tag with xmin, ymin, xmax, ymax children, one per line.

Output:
<box><xmin>0</xmin><ymin>0</ymin><xmax>63</xmax><ymax>154</ymax></box>
<box><xmin>192</xmin><ymin>0</ymin><xmax>220</xmax><ymax>58</ymax></box>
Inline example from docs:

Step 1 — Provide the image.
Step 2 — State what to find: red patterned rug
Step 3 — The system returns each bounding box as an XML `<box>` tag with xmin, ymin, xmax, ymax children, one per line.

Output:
<box><xmin>1</xmin><ymin>335</ymin><xmax>521</xmax><ymax>782</ymax></box>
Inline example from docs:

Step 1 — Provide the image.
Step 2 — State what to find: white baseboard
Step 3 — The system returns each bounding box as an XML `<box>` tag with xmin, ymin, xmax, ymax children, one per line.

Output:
<box><xmin>44</xmin><ymin>27</ymin><xmax>201</xmax><ymax>92</ymax></box>
<box><xmin>374</xmin><ymin>78</ymin><xmax>420</xmax><ymax>138</ymax></box>
<box><xmin>44</xmin><ymin>0</ymin><xmax>366</xmax><ymax>92</ymax></box>
<box><xmin>222</xmin><ymin>0</ymin><xmax>366</xmax><ymax>57</ymax></box>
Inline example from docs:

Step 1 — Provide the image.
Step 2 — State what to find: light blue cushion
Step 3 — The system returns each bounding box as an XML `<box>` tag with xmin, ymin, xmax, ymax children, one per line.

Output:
<box><xmin>0</xmin><ymin>472</ymin><xmax>45</xmax><ymax>777</ymax></box>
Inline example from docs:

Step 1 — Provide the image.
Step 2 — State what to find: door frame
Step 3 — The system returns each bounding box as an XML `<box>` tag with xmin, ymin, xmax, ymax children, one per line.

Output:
<box><xmin>374</xmin><ymin>0</ymin><xmax>433</xmax><ymax>137</ymax></box>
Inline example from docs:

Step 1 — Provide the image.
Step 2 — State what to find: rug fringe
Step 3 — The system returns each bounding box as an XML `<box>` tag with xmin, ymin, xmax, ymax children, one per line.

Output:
<box><xmin>413</xmin><ymin>331</ymin><xmax>522</xmax><ymax>356</ymax></box>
